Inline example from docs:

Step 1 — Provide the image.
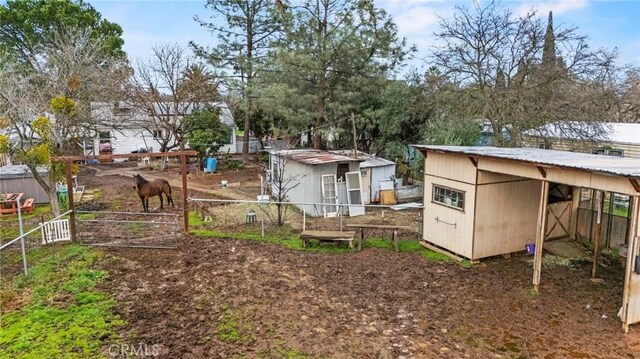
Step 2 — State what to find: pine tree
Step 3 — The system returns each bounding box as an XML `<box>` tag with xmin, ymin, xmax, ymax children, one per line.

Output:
<box><xmin>541</xmin><ymin>11</ymin><xmax>557</xmax><ymax>67</ymax></box>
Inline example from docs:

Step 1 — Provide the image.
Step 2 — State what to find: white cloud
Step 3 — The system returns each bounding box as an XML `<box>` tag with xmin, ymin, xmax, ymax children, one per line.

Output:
<box><xmin>394</xmin><ymin>6</ymin><xmax>440</xmax><ymax>36</ymax></box>
<box><xmin>514</xmin><ymin>0</ymin><xmax>589</xmax><ymax>17</ymax></box>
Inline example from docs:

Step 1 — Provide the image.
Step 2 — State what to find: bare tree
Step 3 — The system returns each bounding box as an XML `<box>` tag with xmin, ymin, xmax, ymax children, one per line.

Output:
<box><xmin>432</xmin><ymin>1</ymin><xmax>618</xmax><ymax>146</ymax></box>
<box><xmin>127</xmin><ymin>43</ymin><xmax>219</xmax><ymax>152</ymax></box>
<box><xmin>264</xmin><ymin>144</ymin><xmax>303</xmax><ymax>226</ymax></box>
<box><xmin>0</xmin><ymin>29</ymin><xmax>129</xmax><ymax>215</ymax></box>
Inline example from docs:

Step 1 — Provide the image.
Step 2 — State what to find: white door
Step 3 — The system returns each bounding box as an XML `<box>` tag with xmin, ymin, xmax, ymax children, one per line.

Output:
<box><xmin>321</xmin><ymin>174</ymin><xmax>339</xmax><ymax>218</ymax></box>
<box><xmin>345</xmin><ymin>171</ymin><xmax>365</xmax><ymax>217</ymax></box>
<box><xmin>361</xmin><ymin>169</ymin><xmax>371</xmax><ymax>204</ymax></box>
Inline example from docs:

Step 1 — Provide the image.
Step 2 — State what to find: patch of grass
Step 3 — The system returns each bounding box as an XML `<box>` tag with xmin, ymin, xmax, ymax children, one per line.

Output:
<box><xmin>0</xmin><ymin>244</ymin><xmax>124</xmax><ymax>358</ymax></box>
<box><xmin>77</xmin><ymin>212</ymin><xmax>96</xmax><ymax>220</ymax></box>
<box><xmin>365</xmin><ymin>238</ymin><xmax>451</xmax><ymax>261</ymax></box>
<box><xmin>216</xmin><ymin>308</ymin><xmax>255</xmax><ymax>343</ymax></box>
<box><xmin>188</xmin><ymin>211</ymin><xmax>205</xmax><ymax>228</ymax></box>
<box><xmin>459</xmin><ymin>259</ymin><xmax>473</xmax><ymax>269</ymax></box>
<box><xmin>193</xmin><ymin>227</ymin><xmax>353</xmax><ymax>254</ymax></box>
<box><xmin>529</xmin><ymin>287</ymin><xmax>539</xmax><ymax>299</ymax></box>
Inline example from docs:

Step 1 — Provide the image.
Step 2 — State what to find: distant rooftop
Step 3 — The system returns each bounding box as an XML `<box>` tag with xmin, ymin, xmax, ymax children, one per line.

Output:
<box><xmin>413</xmin><ymin>145</ymin><xmax>640</xmax><ymax>178</ymax></box>
<box><xmin>272</xmin><ymin>149</ymin><xmax>362</xmax><ymax>166</ymax></box>
<box><xmin>524</xmin><ymin>121</ymin><xmax>640</xmax><ymax>145</ymax></box>
<box><xmin>329</xmin><ymin>150</ymin><xmax>396</xmax><ymax>168</ymax></box>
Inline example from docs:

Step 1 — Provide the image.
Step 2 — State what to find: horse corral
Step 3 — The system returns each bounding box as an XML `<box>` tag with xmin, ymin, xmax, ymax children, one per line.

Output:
<box><xmin>2</xmin><ymin>153</ymin><xmax>640</xmax><ymax>358</ymax></box>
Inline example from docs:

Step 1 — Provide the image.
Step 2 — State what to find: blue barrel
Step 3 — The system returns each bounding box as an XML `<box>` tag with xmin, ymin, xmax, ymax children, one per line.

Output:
<box><xmin>206</xmin><ymin>157</ymin><xmax>218</xmax><ymax>173</ymax></box>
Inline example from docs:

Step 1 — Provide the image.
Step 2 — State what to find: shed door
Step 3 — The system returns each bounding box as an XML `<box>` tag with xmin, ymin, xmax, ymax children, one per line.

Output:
<box><xmin>321</xmin><ymin>174</ymin><xmax>339</xmax><ymax>218</ymax></box>
<box><xmin>345</xmin><ymin>171</ymin><xmax>365</xmax><ymax>217</ymax></box>
<box><xmin>361</xmin><ymin>169</ymin><xmax>371</xmax><ymax>204</ymax></box>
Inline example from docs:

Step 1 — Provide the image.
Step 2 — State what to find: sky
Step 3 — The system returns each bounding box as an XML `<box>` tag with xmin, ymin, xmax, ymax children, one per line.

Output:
<box><xmin>91</xmin><ymin>0</ymin><xmax>640</xmax><ymax>70</ymax></box>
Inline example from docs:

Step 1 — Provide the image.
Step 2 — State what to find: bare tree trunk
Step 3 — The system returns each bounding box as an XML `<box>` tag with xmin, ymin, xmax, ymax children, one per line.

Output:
<box><xmin>26</xmin><ymin>163</ymin><xmax>61</xmax><ymax>216</ymax></box>
<box><xmin>314</xmin><ymin>94</ymin><xmax>325</xmax><ymax>149</ymax></box>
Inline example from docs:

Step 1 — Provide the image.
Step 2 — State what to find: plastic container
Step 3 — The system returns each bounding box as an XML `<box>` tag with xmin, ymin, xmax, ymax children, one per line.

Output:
<box><xmin>205</xmin><ymin>157</ymin><xmax>218</xmax><ymax>173</ymax></box>
<box><xmin>525</xmin><ymin>243</ymin><xmax>535</xmax><ymax>255</ymax></box>
<box><xmin>221</xmin><ymin>180</ymin><xmax>228</xmax><ymax>188</ymax></box>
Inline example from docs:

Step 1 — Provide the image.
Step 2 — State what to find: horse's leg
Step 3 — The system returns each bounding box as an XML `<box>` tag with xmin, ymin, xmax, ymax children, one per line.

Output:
<box><xmin>159</xmin><ymin>193</ymin><xmax>164</xmax><ymax>209</ymax></box>
<box><xmin>166</xmin><ymin>184</ymin><xmax>175</xmax><ymax>208</ymax></box>
<box><xmin>145</xmin><ymin>197</ymin><xmax>150</xmax><ymax>213</ymax></box>
<box><xmin>139</xmin><ymin>195</ymin><xmax>146</xmax><ymax>213</ymax></box>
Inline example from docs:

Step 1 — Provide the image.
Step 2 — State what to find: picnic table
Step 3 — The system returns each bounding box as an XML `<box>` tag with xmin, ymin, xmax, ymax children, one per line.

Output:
<box><xmin>345</xmin><ymin>224</ymin><xmax>414</xmax><ymax>252</ymax></box>
<box><xmin>0</xmin><ymin>193</ymin><xmax>35</xmax><ymax>216</ymax></box>
<box><xmin>300</xmin><ymin>230</ymin><xmax>356</xmax><ymax>249</ymax></box>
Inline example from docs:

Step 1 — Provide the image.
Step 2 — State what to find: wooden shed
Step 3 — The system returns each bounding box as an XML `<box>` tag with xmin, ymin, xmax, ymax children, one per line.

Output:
<box><xmin>414</xmin><ymin>145</ymin><xmax>640</xmax><ymax>331</ymax></box>
<box><xmin>268</xmin><ymin>149</ymin><xmax>363</xmax><ymax>217</ymax></box>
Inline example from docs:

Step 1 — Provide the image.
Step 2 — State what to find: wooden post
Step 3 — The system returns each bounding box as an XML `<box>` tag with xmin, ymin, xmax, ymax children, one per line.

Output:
<box><xmin>622</xmin><ymin>196</ymin><xmax>639</xmax><ymax>333</ymax></box>
<box><xmin>65</xmin><ymin>160</ymin><xmax>77</xmax><ymax>242</ymax></box>
<box><xmin>569</xmin><ymin>186</ymin><xmax>581</xmax><ymax>240</ymax></box>
<box><xmin>533</xmin><ymin>180</ymin><xmax>549</xmax><ymax>293</ymax></box>
<box><xmin>181</xmin><ymin>154</ymin><xmax>189</xmax><ymax>233</ymax></box>
<box><xmin>592</xmin><ymin>190</ymin><xmax>604</xmax><ymax>278</ymax></box>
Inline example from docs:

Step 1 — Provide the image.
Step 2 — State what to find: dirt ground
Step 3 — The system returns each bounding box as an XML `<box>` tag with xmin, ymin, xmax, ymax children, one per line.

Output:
<box><xmin>75</xmin><ymin>162</ymin><xmax>640</xmax><ymax>358</ymax></box>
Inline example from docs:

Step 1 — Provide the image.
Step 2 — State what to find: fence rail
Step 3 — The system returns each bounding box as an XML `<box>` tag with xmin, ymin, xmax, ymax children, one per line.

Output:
<box><xmin>0</xmin><ymin>210</ymin><xmax>73</xmax><ymax>276</ymax></box>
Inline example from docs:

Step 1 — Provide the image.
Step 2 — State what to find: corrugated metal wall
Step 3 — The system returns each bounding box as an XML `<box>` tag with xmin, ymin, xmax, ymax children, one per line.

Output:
<box><xmin>0</xmin><ymin>176</ymin><xmax>50</xmax><ymax>203</ymax></box>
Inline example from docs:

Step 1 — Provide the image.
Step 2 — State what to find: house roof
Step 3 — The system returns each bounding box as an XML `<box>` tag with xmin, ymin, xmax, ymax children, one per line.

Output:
<box><xmin>273</xmin><ymin>149</ymin><xmax>362</xmax><ymax>166</ymax></box>
<box><xmin>329</xmin><ymin>150</ymin><xmax>396</xmax><ymax>168</ymax></box>
<box><xmin>524</xmin><ymin>121</ymin><xmax>640</xmax><ymax>145</ymax></box>
<box><xmin>413</xmin><ymin>145</ymin><xmax>640</xmax><ymax>178</ymax></box>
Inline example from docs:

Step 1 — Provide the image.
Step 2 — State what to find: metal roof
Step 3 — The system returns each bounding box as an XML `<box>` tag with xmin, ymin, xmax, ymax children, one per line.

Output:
<box><xmin>274</xmin><ymin>149</ymin><xmax>362</xmax><ymax>166</ymax></box>
<box><xmin>329</xmin><ymin>150</ymin><xmax>396</xmax><ymax>168</ymax></box>
<box><xmin>0</xmin><ymin>164</ymin><xmax>48</xmax><ymax>178</ymax></box>
<box><xmin>413</xmin><ymin>145</ymin><xmax>640</xmax><ymax>178</ymax></box>
<box><xmin>525</xmin><ymin>121</ymin><xmax>640</xmax><ymax>145</ymax></box>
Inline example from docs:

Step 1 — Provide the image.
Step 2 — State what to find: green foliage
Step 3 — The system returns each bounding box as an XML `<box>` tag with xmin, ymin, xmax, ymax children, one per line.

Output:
<box><xmin>0</xmin><ymin>134</ymin><xmax>10</xmax><ymax>153</ymax></box>
<box><xmin>183</xmin><ymin>108</ymin><xmax>231</xmax><ymax>162</ymax></box>
<box><xmin>0</xmin><ymin>0</ymin><xmax>125</xmax><ymax>65</ymax></box>
<box><xmin>50</xmin><ymin>96</ymin><xmax>76</xmax><ymax>116</ymax></box>
<box><xmin>0</xmin><ymin>245</ymin><xmax>124</xmax><ymax>358</ymax></box>
<box><xmin>265</xmin><ymin>0</ymin><xmax>411</xmax><ymax>148</ymax></box>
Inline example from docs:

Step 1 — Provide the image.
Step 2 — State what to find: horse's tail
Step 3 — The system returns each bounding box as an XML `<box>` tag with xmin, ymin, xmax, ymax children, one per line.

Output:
<box><xmin>165</xmin><ymin>180</ymin><xmax>175</xmax><ymax>207</ymax></box>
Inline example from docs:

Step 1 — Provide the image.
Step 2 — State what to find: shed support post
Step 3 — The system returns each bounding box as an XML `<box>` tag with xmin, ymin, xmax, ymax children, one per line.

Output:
<box><xmin>569</xmin><ymin>187</ymin><xmax>581</xmax><ymax>240</ymax></box>
<box><xmin>533</xmin><ymin>180</ymin><xmax>549</xmax><ymax>293</ymax></box>
<box><xmin>181</xmin><ymin>154</ymin><xmax>189</xmax><ymax>234</ymax></box>
<box><xmin>622</xmin><ymin>196</ymin><xmax>640</xmax><ymax>333</ymax></box>
<box><xmin>65</xmin><ymin>160</ymin><xmax>77</xmax><ymax>243</ymax></box>
<box><xmin>592</xmin><ymin>190</ymin><xmax>604</xmax><ymax>278</ymax></box>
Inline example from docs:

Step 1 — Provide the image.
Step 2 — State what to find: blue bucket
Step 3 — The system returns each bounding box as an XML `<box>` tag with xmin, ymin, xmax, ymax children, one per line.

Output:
<box><xmin>205</xmin><ymin>157</ymin><xmax>218</xmax><ymax>173</ymax></box>
<box><xmin>525</xmin><ymin>244</ymin><xmax>536</xmax><ymax>255</ymax></box>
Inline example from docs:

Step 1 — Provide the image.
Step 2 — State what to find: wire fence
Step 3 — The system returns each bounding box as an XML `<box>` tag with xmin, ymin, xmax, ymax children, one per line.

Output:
<box><xmin>188</xmin><ymin>197</ymin><xmax>424</xmax><ymax>245</ymax></box>
<box><xmin>0</xmin><ymin>210</ymin><xmax>73</xmax><ymax>278</ymax></box>
<box><xmin>76</xmin><ymin>211</ymin><xmax>180</xmax><ymax>249</ymax></box>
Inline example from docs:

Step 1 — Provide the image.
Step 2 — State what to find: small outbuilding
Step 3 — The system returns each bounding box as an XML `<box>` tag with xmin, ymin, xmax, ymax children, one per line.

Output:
<box><xmin>0</xmin><ymin>165</ymin><xmax>50</xmax><ymax>203</ymax></box>
<box><xmin>414</xmin><ymin>145</ymin><xmax>640</xmax><ymax>332</ymax></box>
<box><xmin>330</xmin><ymin>150</ymin><xmax>399</xmax><ymax>204</ymax></box>
<box><xmin>268</xmin><ymin>149</ymin><xmax>363</xmax><ymax>217</ymax></box>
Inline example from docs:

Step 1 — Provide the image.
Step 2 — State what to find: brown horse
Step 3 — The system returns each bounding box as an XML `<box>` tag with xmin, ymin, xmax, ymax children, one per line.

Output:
<box><xmin>133</xmin><ymin>174</ymin><xmax>174</xmax><ymax>212</ymax></box>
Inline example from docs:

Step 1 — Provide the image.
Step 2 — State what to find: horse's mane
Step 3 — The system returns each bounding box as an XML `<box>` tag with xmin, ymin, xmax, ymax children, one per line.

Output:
<box><xmin>134</xmin><ymin>174</ymin><xmax>149</xmax><ymax>188</ymax></box>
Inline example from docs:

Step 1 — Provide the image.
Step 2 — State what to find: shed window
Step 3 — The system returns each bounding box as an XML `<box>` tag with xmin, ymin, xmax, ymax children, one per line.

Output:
<box><xmin>337</xmin><ymin>163</ymin><xmax>350</xmax><ymax>181</ymax></box>
<box><xmin>592</xmin><ymin>148</ymin><xmax>624</xmax><ymax>157</ymax></box>
<box><xmin>432</xmin><ymin>185</ymin><xmax>464</xmax><ymax>210</ymax></box>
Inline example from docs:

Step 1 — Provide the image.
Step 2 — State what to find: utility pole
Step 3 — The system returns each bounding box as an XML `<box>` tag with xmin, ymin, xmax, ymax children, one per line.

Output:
<box><xmin>351</xmin><ymin>112</ymin><xmax>358</xmax><ymax>158</ymax></box>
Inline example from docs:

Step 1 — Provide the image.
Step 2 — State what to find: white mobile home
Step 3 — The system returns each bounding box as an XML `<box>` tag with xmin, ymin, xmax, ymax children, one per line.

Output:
<box><xmin>90</xmin><ymin>102</ymin><xmax>237</xmax><ymax>159</ymax></box>
<box><xmin>415</xmin><ymin>145</ymin><xmax>640</xmax><ymax>332</ymax></box>
<box><xmin>523</xmin><ymin>121</ymin><xmax>640</xmax><ymax>159</ymax></box>
<box><xmin>269</xmin><ymin>149</ymin><xmax>363</xmax><ymax>217</ymax></box>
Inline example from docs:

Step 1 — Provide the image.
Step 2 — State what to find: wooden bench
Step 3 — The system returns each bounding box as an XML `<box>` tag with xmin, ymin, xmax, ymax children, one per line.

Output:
<box><xmin>22</xmin><ymin>198</ymin><xmax>35</xmax><ymax>213</ymax></box>
<box><xmin>300</xmin><ymin>230</ymin><xmax>356</xmax><ymax>249</ymax></box>
<box><xmin>345</xmin><ymin>224</ymin><xmax>414</xmax><ymax>252</ymax></box>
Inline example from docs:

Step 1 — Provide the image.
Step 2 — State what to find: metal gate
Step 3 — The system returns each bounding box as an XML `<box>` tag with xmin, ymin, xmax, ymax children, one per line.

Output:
<box><xmin>41</xmin><ymin>219</ymin><xmax>71</xmax><ymax>244</ymax></box>
<box><xmin>76</xmin><ymin>211</ymin><xmax>179</xmax><ymax>249</ymax></box>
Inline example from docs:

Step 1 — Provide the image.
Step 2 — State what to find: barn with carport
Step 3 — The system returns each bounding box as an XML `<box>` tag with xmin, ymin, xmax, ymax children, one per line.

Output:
<box><xmin>414</xmin><ymin>145</ymin><xmax>640</xmax><ymax>331</ymax></box>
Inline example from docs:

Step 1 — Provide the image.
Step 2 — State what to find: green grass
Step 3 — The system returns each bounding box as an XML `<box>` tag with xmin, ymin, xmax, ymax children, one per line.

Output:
<box><xmin>192</xmin><ymin>224</ymin><xmax>451</xmax><ymax>260</ymax></box>
<box><xmin>216</xmin><ymin>306</ymin><xmax>255</xmax><ymax>343</ymax></box>
<box><xmin>0</xmin><ymin>244</ymin><xmax>124</xmax><ymax>359</ymax></box>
